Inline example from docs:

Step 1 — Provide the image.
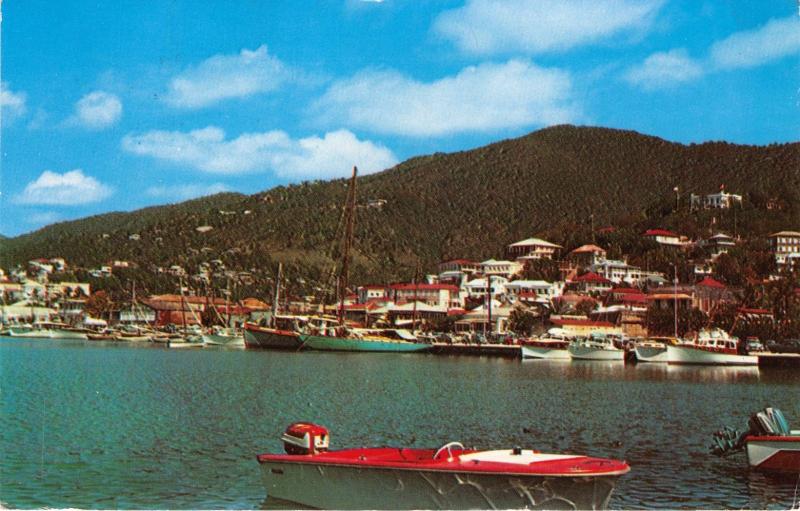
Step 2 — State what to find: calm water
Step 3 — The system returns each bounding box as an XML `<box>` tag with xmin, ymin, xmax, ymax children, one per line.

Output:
<box><xmin>1</xmin><ymin>337</ymin><xmax>799</xmax><ymax>509</ymax></box>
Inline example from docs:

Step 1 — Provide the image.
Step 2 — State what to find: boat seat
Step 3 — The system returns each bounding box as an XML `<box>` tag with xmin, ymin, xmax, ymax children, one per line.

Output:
<box><xmin>767</xmin><ymin>408</ymin><xmax>791</xmax><ymax>435</ymax></box>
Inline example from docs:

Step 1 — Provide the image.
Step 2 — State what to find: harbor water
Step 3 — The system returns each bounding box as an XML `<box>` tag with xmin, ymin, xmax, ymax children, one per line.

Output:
<box><xmin>1</xmin><ymin>337</ymin><xmax>798</xmax><ymax>509</ymax></box>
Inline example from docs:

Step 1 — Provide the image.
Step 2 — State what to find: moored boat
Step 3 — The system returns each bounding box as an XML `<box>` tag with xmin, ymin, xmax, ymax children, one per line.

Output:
<box><xmin>632</xmin><ymin>337</ymin><xmax>675</xmax><ymax>363</ymax></box>
<box><xmin>300</xmin><ymin>330</ymin><xmax>431</xmax><ymax>353</ymax></box>
<box><xmin>257</xmin><ymin>422</ymin><xmax>630</xmax><ymax>510</ymax></box>
<box><xmin>243</xmin><ymin>316</ymin><xmax>307</xmax><ymax>350</ymax></box>
<box><xmin>667</xmin><ymin>329</ymin><xmax>757</xmax><ymax>366</ymax></box>
<box><xmin>521</xmin><ymin>335</ymin><xmax>570</xmax><ymax>360</ymax></box>
<box><xmin>201</xmin><ymin>326</ymin><xmax>244</xmax><ymax>347</ymax></box>
<box><xmin>7</xmin><ymin>321</ymin><xmax>88</xmax><ymax>340</ymax></box>
<box><xmin>712</xmin><ymin>407</ymin><xmax>800</xmax><ymax>473</ymax></box>
<box><xmin>568</xmin><ymin>334</ymin><xmax>624</xmax><ymax>361</ymax></box>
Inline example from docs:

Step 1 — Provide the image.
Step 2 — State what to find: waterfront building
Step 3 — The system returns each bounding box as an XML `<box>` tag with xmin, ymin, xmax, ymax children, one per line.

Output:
<box><xmin>388</xmin><ymin>283</ymin><xmax>460</xmax><ymax>309</ymax></box>
<box><xmin>0</xmin><ymin>300</ymin><xmax>57</xmax><ymax>323</ymax></box>
<box><xmin>357</xmin><ymin>285</ymin><xmax>387</xmax><ymax>304</ymax></box>
<box><xmin>453</xmin><ymin>300</ymin><xmax>512</xmax><ymax>333</ymax></box>
<box><xmin>768</xmin><ymin>231</ymin><xmax>800</xmax><ymax>267</ymax></box>
<box><xmin>549</xmin><ymin>317</ymin><xmax>621</xmax><ymax>337</ymax></box>
<box><xmin>505</xmin><ymin>237</ymin><xmax>562</xmax><ymax>261</ymax></box>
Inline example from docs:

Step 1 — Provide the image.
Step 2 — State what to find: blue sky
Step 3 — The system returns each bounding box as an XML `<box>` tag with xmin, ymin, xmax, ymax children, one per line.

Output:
<box><xmin>1</xmin><ymin>0</ymin><xmax>799</xmax><ymax>236</ymax></box>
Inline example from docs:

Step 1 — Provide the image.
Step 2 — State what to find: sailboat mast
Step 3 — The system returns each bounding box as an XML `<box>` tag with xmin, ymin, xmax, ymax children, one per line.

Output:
<box><xmin>337</xmin><ymin>166</ymin><xmax>358</xmax><ymax>325</ymax></box>
<box><xmin>272</xmin><ymin>262</ymin><xmax>282</xmax><ymax>327</ymax></box>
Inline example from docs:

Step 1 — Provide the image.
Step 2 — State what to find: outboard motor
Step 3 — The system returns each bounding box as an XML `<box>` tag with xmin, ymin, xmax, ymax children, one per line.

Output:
<box><xmin>710</xmin><ymin>407</ymin><xmax>791</xmax><ymax>456</ymax></box>
<box><xmin>281</xmin><ymin>422</ymin><xmax>330</xmax><ymax>455</ymax></box>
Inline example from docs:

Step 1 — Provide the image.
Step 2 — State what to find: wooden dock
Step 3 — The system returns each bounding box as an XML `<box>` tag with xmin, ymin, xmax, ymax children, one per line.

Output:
<box><xmin>757</xmin><ymin>352</ymin><xmax>800</xmax><ymax>368</ymax></box>
<box><xmin>431</xmin><ymin>343</ymin><xmax>521</xmax><ymax>359</ymax></box>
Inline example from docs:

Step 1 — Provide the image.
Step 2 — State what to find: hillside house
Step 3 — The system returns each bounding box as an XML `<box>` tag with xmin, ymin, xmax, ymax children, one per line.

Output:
<box><xmin>643</xmin><ymin>229</ymin><xmax>684</xmax><ymax>247</ymax></box>
<box><xmin>505</xmin><ymin>237</ymin><xmax>562</xmax><ymax>261</ymax></box>
<box><xmin>480</xmin><ymin>259</ymin><xmax>523</xmax><ymax>278</ymax></box>
<box><xmin>769</xmin><ymin>231</ymin><xmax>800</xmax><ymax>267</ymax></box>
<box><xmin>690</xmin><ymin>190</ymin><xmax>743</xmax><ymax>210</ymax></box>
<box><xmin>567</xmin><ymin>244</ymin><xmax>607</xmax><ymax>268</ymax></box>
<box><xmin>570</xmin><ymin>272</ymin><xmax>613</xmax><ymax>294</ymax></box>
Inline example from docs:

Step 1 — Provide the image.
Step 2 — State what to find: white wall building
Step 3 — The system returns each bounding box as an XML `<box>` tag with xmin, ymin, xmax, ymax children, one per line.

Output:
<box><xmin>480</xmin><ymin>259</ymin><xmax>523</xmax><ymax>278</ymax></box>
<box><xmin>769</xmin><ymin>231</ymin><xmax>800</xmax><ymax>266</ymax></box>
<box><xmin>506</xmin><ymin>238</ymin><xmax>562</xmax><ymax>261</ymax></box>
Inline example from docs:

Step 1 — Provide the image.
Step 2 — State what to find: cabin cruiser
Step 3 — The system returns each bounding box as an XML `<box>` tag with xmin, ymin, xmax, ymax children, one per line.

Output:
<box><xmin>667</xmin><ymin>329</ymin><xmax>757</xmax><ymax>365</ymax></box>
<box><xmin>568</xmin><ymin>334</ymin><xmax>624</xmax><ymax>361</ymax></box>
<box><xmin>632</xmin><ymin>337</ymin><xmax>677</xmax><ymax>363</ymax></box>
<box><xmin>257</xmin><ymin>422</ymin><xmax>630</xmax><ymax>509</ymax></box>
<box><xmin>521</xmin><ymin>335</ymin><xmax>570</xmax><ymax>360</ymax></box>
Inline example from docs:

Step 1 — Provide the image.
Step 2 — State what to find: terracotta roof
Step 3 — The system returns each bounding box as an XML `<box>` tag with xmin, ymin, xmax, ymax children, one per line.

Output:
<box><xmin>573</xmin><ymin>272</ymin><xmax>613</xmax><ymax>284</ymax></box>
<box><xmin>737</xmin><ymin>307</ymin><xmax>772</xmax><ymax>315</ymax></box>
<box><xmin>390</xmin><ymin>283</ymin><xmax>459</xmax><ymax>292</ymax></box>
<box><xmin>696</xmin><ymin>276</ymin><xmax>726</xmax><ymax>289</ymax></box>
<box><xmin>551</xmin><ymin>318</ymin><xmax>615</xmax><ymax>327</ymax></box>
<box><xmin>644</xmin><ymin>229</ymin><xmax>679</xmax><ymax>237</ymax></box>
<box><xmin>570</xmin><ymin>244</ymin><xmax>606</xmax><ymax>254</ymax></box>
<box><xmin>608</xmin><ymin>287</ymin><xmax>641</xmax><ymax>294</ymax></box>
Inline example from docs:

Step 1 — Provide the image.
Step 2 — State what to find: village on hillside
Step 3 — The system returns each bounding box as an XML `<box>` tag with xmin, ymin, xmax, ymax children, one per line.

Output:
<box><xmin>1</xmin><ymin>188</ymin><xmax>799</xmax><ymax>343</ymax></box>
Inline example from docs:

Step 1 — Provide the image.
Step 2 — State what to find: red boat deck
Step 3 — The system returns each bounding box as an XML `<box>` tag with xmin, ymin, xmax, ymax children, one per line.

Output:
<box><xmin>257</xmin><ymin>447</ymin><xmax>630</xmax><ymax>477</ymax></box>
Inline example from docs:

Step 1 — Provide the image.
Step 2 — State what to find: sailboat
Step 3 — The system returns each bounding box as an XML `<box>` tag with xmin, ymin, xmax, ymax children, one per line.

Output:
<box><xmin>243</xmin><ymin>263</ymin><xmax>310</xmax><ymax>350</ymax></box>
<box><xmin>202</xmin><ymin>279</ymin><xmax>244</xmax><ymax>347</ymax></box>
<box><xmin>299</xmin><ymin>167</ymin><xmax>430</xmax><ymax>354</ymax></box>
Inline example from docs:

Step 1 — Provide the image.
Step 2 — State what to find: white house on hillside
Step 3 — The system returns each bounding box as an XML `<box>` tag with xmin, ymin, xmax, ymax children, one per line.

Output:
<box><xmin>505</xmin><ymin>237</ymin><xmax>562</xmax><ymax>261</ymax></box>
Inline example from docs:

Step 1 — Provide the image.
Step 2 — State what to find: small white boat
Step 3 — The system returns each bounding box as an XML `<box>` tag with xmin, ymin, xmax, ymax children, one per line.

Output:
<box><xmin>568</xmin><ymin>334</ymin><xmax>624</xmax><ymax>361</ymax></box>
<box><xmin>257</xmin><ymin>423</ymin><xmax>630</xmax><ymax>510</ymax></box>
<box><xmin>667</xmin><ymin>329</ymin><xmax>757</xmax><ymax>365</ymax></box>
<box><xmin>7</xmin><ymin>321</ymin><xmax>88</xmax><ymax>340</ymax></box>
<box><xmin>521</xmin><ymin>336</ymin><xmax>570</xmax><ymax>359</ymax></box>
<box><xmin>633</xmin><ymin>337</ymin><xmax>675</xmax><ymax>363</ymax></box>
<box><xmin>202</xmin><ymin>326</ymin><xmax>245</xmax><ymax>347</ymax></box>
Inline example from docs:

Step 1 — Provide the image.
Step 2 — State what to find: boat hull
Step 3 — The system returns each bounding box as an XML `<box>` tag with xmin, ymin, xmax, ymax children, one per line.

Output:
<box><xmin>202</xmin><ymin>333</ymin><xmax>244</xmax><ymax>347</ymax></box>
<box><xmin>258</xmin><ymin>459</ymin><xmax>621</xmax><ymax>510</ymax></box>
<box><xmin>746</xmin><ymin>436</ymin><xmax>800</xmax><ymax>473</ymax></box>
<box><xmin>521</xmin><ymin>345</ymin><xmax>570</xmax><ymax>360</ymax></box>
<box><xmin>568</xmin><ymin>345</ymin><xmax>624</xmax><ymax>361</ymax></box>
<box><xmin>243</xmin><ymin>327</ymin><xmax>302</xmax><ymax>350</ymax></box>
<box><xmin>633</xmin><ymin>345</ymin><xmax>668</xmax><ymax>363</ymax></box>
<box><xmin>666</xmin><ymin>345</ymin><xmax>758</xmax><ymax>365</ymax></box>
<box><xmin>300</xmin><ymin>334</ymin><xmax>431</xmax><ymax>353</ymax></box>
<box><xmin>7</xmin><ymin>328</ymin><xmax>54</xmax><ymax>338</ymax></box>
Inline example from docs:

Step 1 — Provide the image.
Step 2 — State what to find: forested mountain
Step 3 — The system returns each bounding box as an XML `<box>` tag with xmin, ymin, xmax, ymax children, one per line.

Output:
<box><xmin>2</xmin><ymin>125</ymin><xmax>798</xmax><ymax>298</ymax></box>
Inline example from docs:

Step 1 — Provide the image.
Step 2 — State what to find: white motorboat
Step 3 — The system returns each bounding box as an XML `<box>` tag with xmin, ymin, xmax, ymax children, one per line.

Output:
<box><xmin>667</xmin><ymin>329</ymin><xmax>757</xmax><ymax>365</ymax></box>
<box><xmin>521</xmin><ymin>336</ymin><xmax>570</xmax><ymax>359</ymax></box>
<box><xmin>568</xmin><ymin>334</ymin><xmax>624</xmax><ymax>361</ymax></box>
<box><xmin>201</xmin><ymin>326</ymin><xmax>245</xmax><ymax>347</ymax></box>
<box><xmin>257</xmin><ymin>423</ymin><xmax>630</xmax><ymax>510</ymax></box>
<box><xmin>633</xmin><ymin>338</ymin><xmax>675</xmax><ymax>363</ymax></box>
<box><xmin>7</xmin><ymin>321</ymin><xmax>88</xmax><ymax>340</ymax></box>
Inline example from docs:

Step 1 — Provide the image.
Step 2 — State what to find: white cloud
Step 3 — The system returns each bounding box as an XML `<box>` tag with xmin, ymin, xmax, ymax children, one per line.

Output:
<box><xmin>624</xmin><ymin>49</ymin><xmax>704</xmax><ymax>90</ymax></box>
<box><xmin>312</xmin><ymin>60</ymin><xmax>577</xmax><ymax>137</ymax></box>
<box><xmin>165</xmin><ymin>45</ymin><xmax>290</xmax><ymax>109</ymax></box>
<box><xmin>74</xmin><ymin>91</ymin><xmax>123</xmax><ymax>129</ymax></box>
<box><xmin>710</xmin><ymin>16</ymin><xmax>800</xmax><ymax>70</ymax></box>
<box><xmin>122</xmin><ymin>127</ymin><xmax>397</xmax><ymax>178</ymax></box>
<box><xmin>1</xmin><ymin>82</ymin><xmax>27</xmax><ymax>120</ymax></box>
<box><xmin>434</xmin><ymin>0</ymin><xmax>663</xmax><ymax>55</ymax></box>
<box><xmin>146</xmin><ymin>183</ymin><xmax>231</xmax><ymax>201</ymax></box>
<box><xmin>15</xmin><ymin>170</ymin><xmax>114</xmax><ymax>205</ymax></box>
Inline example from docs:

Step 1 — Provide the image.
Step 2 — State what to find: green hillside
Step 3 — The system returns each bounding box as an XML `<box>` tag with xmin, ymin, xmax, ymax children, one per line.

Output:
<box><xmin>2</xmin><ymin>125</ymin><xmax>798</xmax><ymax>298</ymax></box>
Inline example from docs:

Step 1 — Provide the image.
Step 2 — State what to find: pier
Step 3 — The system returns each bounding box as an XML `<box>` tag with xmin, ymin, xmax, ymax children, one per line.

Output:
<box><xmin>757</xmin><ymin>352</ymin><xmax>800</xmax><ymax>368</ymax></box>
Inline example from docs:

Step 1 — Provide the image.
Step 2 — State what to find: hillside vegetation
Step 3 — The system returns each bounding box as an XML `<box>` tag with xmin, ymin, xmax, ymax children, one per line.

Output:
<box><xmin>2</xmin><ymin>125</ymin><xmax>798</xmax><ymax>298</ymax></box>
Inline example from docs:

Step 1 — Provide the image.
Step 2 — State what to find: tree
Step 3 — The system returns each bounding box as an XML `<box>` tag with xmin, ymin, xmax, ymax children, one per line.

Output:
<box><xmin>86</xmin><ymin>290</ymin><xmax>114</xmax><ymax>319</ymax></box>
<box><xmin>520</xmin><ymin>259</ymin><xmax>561</xmax><ymax>282</ymax></box>
<box><xmin>575</xmin><ymin>298</ymin><xmax>597</xmax><ymax>316</ymax></box>
<box><xmin>647</xmin><ymin>306</ymin><xmax>707</xmax><ymax>337</ymax></box>
<box><xmin>508</xmin><ymin>308</ymin><xmax>537</xmax><ymax>336</ymax></box>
